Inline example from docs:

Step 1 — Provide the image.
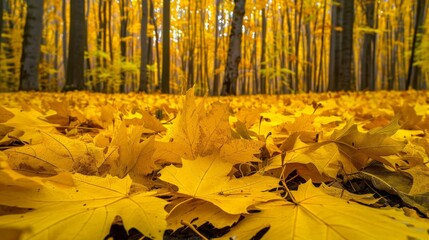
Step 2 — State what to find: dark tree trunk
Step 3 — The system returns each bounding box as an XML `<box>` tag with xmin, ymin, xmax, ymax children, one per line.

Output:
<box><xmin>329</xmin><ymin>0</ymin><xmax>354</xmax><ymax>91</ymax></box>
<box><xmin>119</xmin><ymin>0</ymin><xmax>129</xmax><ymax>92</ymax></box>
<box><xmin>150</xmin><ymin>0</ymin><xmax>160</xmax><ymax>89</ymax></box>
<box><xmin>212</xmin><ymin>0</ymin><xmax>221</xmax><ymax>95</ymax></box>
<box><xmin>260</xmin><ymin>8</ymin><xmax>267</xmax><ymax>94</ymax></box>
<box><xmin>338</xmin><ymin>0</ymin><xmax>354</xmax><ymax>91</ymax></box>
<box><xmin>221</xmin><ymin>0</ymin><xmax>246</xmax><ymax>95</ymax></box>
<box><xmin>406</xmin><ymin>0</ymin><xmax>427</xmax><ymax>90</ymax></box>
<box><xmin>328</xmin><ymin>0</ymin><xmax>341</xmax><ymax>91</ymax></box>
<box><xmin>64</xmin><ymin>0</ymin><xmax>86</xmax><ymax>91</ymax></box>
<box><xmin>361</xmin><ymin>0</ymin><xmax>376</xmax><ymax>91</ymax></box>
<box><xmin>19</xmin><ymin>0</ymin><xmax>44</xmax><ymax>91</ymax></box>
<box><xmin>161</xmin><ymin>0</ymin><xmax>170</xmax><ymax>93</ymax></box>
<box><xmin>62</xmin><ymin>0</ymin><xmax>67</xmax><ymax>78</ymax></box>
<box><xmin>0</xmin><ymin>0</ymin><xmax>4</xmax><ymax>55</ymax></box>
<box><xmin>139</xmin><ymin>0</ymin><xmax>149</xmax><ymax>92</ymax></box>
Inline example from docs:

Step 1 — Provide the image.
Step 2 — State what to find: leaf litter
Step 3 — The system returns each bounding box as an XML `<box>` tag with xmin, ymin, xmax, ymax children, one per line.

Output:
<box><xmin>0</xmin><ymin>89</ymin><xmax>429</xmax><ymax>239</ymax></box>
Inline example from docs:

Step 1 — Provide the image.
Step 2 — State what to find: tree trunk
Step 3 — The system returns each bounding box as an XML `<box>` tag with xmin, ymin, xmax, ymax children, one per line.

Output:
<box><xmin>406</xmin><ymin>0</ymin><xmax>427</xmax><ymax>90</ymax></box>
<box><xmin>139</xmin><ymin>0</ymin><xmax>149</xmax><ymax>92</ymax></box>
<box><xmin>221</xmin><ymin>0</ymin><xmax>246</xmax><ymax>95</ymax></box>
<box><xmin>119</xmin><ymin>0</ymin><xmax>129</xmax><ymax>92</ymax></box>
<box><xmin>0</xmin><ymin>0</ymin><xmax>4</xmax><ymax>56</ymax></box>
<box><xmin>64</xmin><ymin>0</ymin><xmax>85</xmax><ymax>91</ymax></box>
<box><xmin>338</xmin><ymin>0</ymin><xmax>354</xmax><ymax>91</ymax></box>
<box><xmin>212</xmin><ymin>0</ymin><xmax>221</xmax><ymax>95</ymax></box>
<box><xmin>317</xmin><ymin>0</ymin><xmax>327</xmax><ymax>92</ymax></box>
<box><xmin>361</xmin><ymin>0</ymin><xmax>376</xmax><ymax>90</ymax></box>
<box><xmin>62</xmin><ymin>0</ymin><xmax>67</xmax><ymax>80</ymax></box>
<box><xmin>161</xmin><ymin>0</ymin><xmax>170</xmax><ymax>93</ymax></box>
<box><xmin>260</xmin><ymin>8</ymin><xmax>267</xmax><ymax>94</ymax></box>
<box><xmin>19</xmin><ymin>0</ymin><xmax>44</xmax><ymax>91</ymax></box>
<box><xmin>149</xmin><ymin>0</ymin><xmax>160</xmax><ymax>89</ymax></box>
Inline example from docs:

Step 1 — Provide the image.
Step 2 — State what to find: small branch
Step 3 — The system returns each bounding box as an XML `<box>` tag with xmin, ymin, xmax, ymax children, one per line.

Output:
<box><xmin>180</xmin><ymin>220</ymin><xmax>208</xmax><ymax>240</ymax></box>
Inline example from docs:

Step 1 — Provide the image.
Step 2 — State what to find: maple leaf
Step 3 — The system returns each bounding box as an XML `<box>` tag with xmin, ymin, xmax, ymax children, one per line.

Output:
<box><xmin>222</xmin><ymin>181</ymin><xmax>429</xmax><ymax>240</ymax></box>
<box><xmin>165</xmin><ymin>88</ymin><xmax>261</xmax><ymax>164</ymax></box>
<box><xmin>330</xmin><ymin>118</ymin><xmax>406</xmax><ymax>169</ymax></box>
<box><xmin>98</xmin><ymin>122</ymin><xmax>158</xmax><ymax>178</ymax></box>
<box><xmin>159</xmin><ymin>154</ymin><xmax>282</xmax><ymax>215</ymax></box>
<box><xmin>355</xmin><ymin>163</ymin><xmax>429</xmax><ymax>217</ymax></box>
<box><xmin>0</xmin><ymin>173</ymin><xmax>167</xmax><ymax>240</ymax></box>
<box><xmin>0</xmin><ymin>106</ymin><xmax>14</xmax><ymax>123</ymax></box>
<box><xmin>166</xmin><ymin>199</ymin><xmax>240</xmax><ymax>230</ymax></box>
<box><xmin>45</xmin><ymin>100</ymin><xmax>70</xmax><ymax>126</ymax></box>
<box><xmin>5</xmin><ymin>131</ymin><xmax>104</xmax><ymax>175</ymax></box>
<box><xmin>266</xmin><ymin>135</ymin><xmax>354</xmax><ymax>182</ymax></box>
<box><xmin>0</xmin><ymin>107</ymin><xmax>58</xmax><ymax>144</ymax></box>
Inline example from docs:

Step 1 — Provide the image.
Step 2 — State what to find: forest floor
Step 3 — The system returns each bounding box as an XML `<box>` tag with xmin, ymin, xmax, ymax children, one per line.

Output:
<box><xmin>0</xmin><ymin>90</ymin><xmax>429</xmax><ymax>240</ymax></box>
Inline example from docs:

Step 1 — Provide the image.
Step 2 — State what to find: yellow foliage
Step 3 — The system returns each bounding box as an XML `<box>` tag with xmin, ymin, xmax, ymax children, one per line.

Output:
<box><xmin>0</xmin><ymin>89</ymin><xmax>429</xmax><ymax>239</ymax></box>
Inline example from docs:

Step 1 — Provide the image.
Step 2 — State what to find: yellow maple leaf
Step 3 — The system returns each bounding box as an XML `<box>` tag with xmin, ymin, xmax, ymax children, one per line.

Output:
<box><xmin>159</xmin><ymin>154</ymin><xmax>282</xmax><ymax>215</ymax></box>
<box><xmin>164</xmin><ymin>88</ymin><xmax>261</xmax><ymax>164</ymax></box>
<box><xmin>221</xmin><ymin>181</ymin><xmax>429</xmax><ymax>240</ymax></box>
<box><xmin>330</xmin><ymin>118</ymin><xmax>406</xmax><ymax>169</ymax></box>
<box><xmin>166</xmin><ymin>198</ymin><xmax>240</xmax><ymax>230</ymax></box>
<box><xmin>0</xmin><ymin>173</ymin><xmax>167</xmax><ymax>240</ymax></box>
<box><xmin>5</xmin><ymin>131</ymin><xmax>104</xmax><ymax>175</ymax></box>
<box><xmin>0</xmin><ymin>107</ymin><xmax>58</xmax><ymax>144</ymax></box>
<box><xmin>98</xmin><ymin>122</ymin><xmax>157</xmax><ymax>178</ymax></box>
<box><xmin>0</xmin><ymin>106</ymin><xmax>14</xmax><ymax>123</ymax></box>
<box><xmin>266</xmin><ymin>136</ymin><xmax>354</xmax><ymax>182</ymax></box>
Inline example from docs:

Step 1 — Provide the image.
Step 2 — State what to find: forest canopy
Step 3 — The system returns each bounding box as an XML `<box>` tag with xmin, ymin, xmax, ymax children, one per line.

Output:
<box><xmin>0</xmin><ymin>0</ymin><xmax>428</xmax><ymax>94</ymax></box>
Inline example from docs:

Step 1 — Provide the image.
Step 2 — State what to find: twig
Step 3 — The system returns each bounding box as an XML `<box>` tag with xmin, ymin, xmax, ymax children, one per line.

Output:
<box><xmin>180</xmin><ymin>220</ymin><xmax>208</xmax><ymax>240</ymax></box>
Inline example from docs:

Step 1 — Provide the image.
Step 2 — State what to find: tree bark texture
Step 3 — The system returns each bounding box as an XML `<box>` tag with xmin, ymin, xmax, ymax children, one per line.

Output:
<box><xmin>361</xmin><ymin>0</ymin><xmax>376</xmax><ymax>90</ymax></box>
<box><xmin>406</xmin><ymin>0</ymin><xmax>427</xmax><ymax>89</ymax></box>
<box><xmin>221</xmin><ymin>0</ymin><xmax>245</xmax><ymax>95</ymax></box>
<box><xmin>338</xmin><ymin>0</ymin><xmax>354</xmax><ymax>91</ymax></box>
<box><xmin>161</xmin><ymin>0</ymin><xmax>170</xmax><ymax>93</ymax></box>
<box><xmin>139</xmin><ymin>0</ymin><xmax>149</xmax><ymax>92</ymax></box>
<box><xmin>19</xmin><ymin>0</ymin><xmax>44</xmax><ymax>91</ymax></box>
<box><xmin>64</xmin><ymin>0</ymin><xmax>85</xmax><ymax>91</ymax></box>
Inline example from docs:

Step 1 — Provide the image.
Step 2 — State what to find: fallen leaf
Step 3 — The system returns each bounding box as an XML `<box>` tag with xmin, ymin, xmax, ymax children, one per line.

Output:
<box><xmin>330</xmin><ymin>118</ymin><xmax>406</xmax><ymax>169</ymax></box>
<box><xmin>221</xmin><ymin>181</ymin><xmax>429</xmax><ymax>240</ymax></box>
<box><xmin>159</xmin><ymin>154</ymin><xmax>282</xmax><ymax>214</ymax></box>
<box><xmin>0</xmin><ymin>173</ymin><xmax>167</xmax><ymax>240</ymax></box>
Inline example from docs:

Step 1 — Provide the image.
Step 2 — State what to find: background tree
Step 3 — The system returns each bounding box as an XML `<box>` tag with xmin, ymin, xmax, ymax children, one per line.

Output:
<box><xmin>139</xmin><ymin>0</ymin><xmax>149</xmax><ymax>92</ymax></box>
<box><xmin>0</xmin><ymin>0</ymin><xmax>4</xmax><ymax>55</ymax></box>
<box><xmin>406</xmin><ymin>0</ymin><xmax>427</xmax><ymax>89</ymax></box>
<box><xmin>161</xmin><ymin>0</ymin><xmax>169</xmax><ymax>93</ymax></box>
<box><xmin>221</xmin><ymin>0</ymin><xmax>246</xmax><ymax>95</ymax></box>
<box><xmin>19</xmin><ymin>0</ymin><xmax>44</xmax><ymax>91</ymax></box>
<box><xmin>63</xmin><ymin>0</ymin><xmax>85</xmax><ymax>91</ymax></box>
<box><xmin>359</xmin><ymin>0</ymin><xmax>376</xmax><ymax>91</ymax></box>
<box><xmin>119</xmin><ymin>0</ymin><xmax>130</xmax><ymax>92</ymax></box>
<box><xmin>329</xmin><ymin>0</ymin><xmax>355</xmax><ymax>91</ymax></box>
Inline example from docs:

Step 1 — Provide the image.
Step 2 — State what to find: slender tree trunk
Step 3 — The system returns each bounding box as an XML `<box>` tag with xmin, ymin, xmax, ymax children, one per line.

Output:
<box><xmin>361</xmin><ymin>0</ymin><xmax>376</xmax><ymax>90</ymax></box>
<box><xmin>221</xmin><ymin>0</ymin><xmax>246</xmax><ymax>95</ymax></box>
<box><xmin>62</xmin><ymin>0</ymin><xmax>67</xmax><ymax>81</ymax></box>
<box><xmin>260</xmin><ymin>8</ymin><xmax>267</xmax><ymax>94</ymax></box>
<box><xmin>119</xmin><ymin>0</ymin><xmax>129</xmax><ymax>92</ymax></box>
<box><xmin>161</xmin><ymin>0</ymin><xmax>170</xmax><ymax>93</ymax></box>
<box><xmin>64</xmin><ymin>0</ymin><xmax>85</xmax><ymax>91</ymax></box>
<box><xmin>317</xmin><ymin>0</ymin><xmax>327</xmax><ymax>92</ymax></box>
<box><xmin>338</xmin><ymin>0</ymin><xmax>354</xmax><ymax>91</ymax></box>
<box><xmin>149</xmin><ymin>0</ymin><xmax>160</xmax><ymax>89</ymax></box>
<box><xmin>19</xmin><ymin>0</ymin><xmax>44</xmax><ymax>91</ymax></box>
<box><xmin>0</xmin><ymin>0</ymin><xmax>4</xmax><ymax>56</ymax></box>
<box><xmin>329</xmin><ymin>1</ymin><xmax>341</xmax><ymax>91</ymax></box>
<box><xmin>212</xmin><ymin>0</ymin><xmax>221</xmax><ymax>95</ymax></box>
<box><xmin>406</xmin><ymin>0</ymin><xmax>427</xmax><ymax>89</ymax></box>
<box><xmin>139</xmin><ymin>0</ymin><xmax>149</xmax><ymax>92</ymax></box>
<box><xmin>294</xmin><ymin>0</ymin><xmax>303</xmax><ymax>91</ymax></box>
